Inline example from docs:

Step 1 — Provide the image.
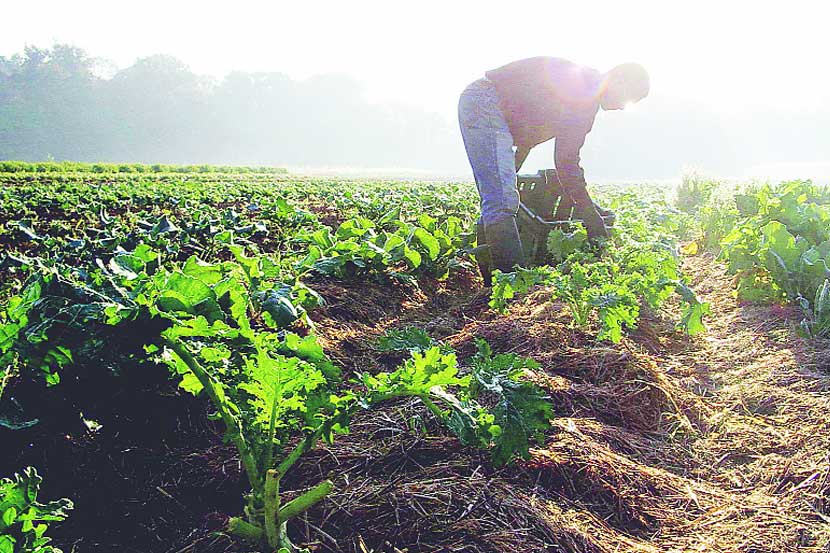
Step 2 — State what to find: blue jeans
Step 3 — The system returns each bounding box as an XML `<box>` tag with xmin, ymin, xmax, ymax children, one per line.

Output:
<box><xmin>458</xmin><ymin>78</ymin><xmax>518</xmax><ymax>226</ymax></box>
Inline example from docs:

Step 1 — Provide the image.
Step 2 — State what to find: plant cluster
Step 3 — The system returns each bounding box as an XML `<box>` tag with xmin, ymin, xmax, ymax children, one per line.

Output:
<box><xmin>295</xmin><ymin>213</ymin><xmax>470</xmax><ymax>281</ymax></box>
<box><xmin>489</xmin><ymin>195</ymin><xmax>709</xmax><ymax>342</ymax></box>
<box><xmin>0</xmin><ymin>171</ymin><xmax>724</xmax><ymax>551</ymax></box>
<box><xmin>1</xmin><ymin>241</ymin><xmax>551</xmax><ymax>551</ymax></box>
<box><xmin>0</xmin><ymin>168</ymin><xmax>548</xmax><ymax>552</ymax></box>
<box><xmin>716</xmin><ymin>181</ymin><xmax>830</xmax><ymax>335</ymax></box>
<box><xmin>0</xmin><ymin>467</ymin><xmax>72</xmax><ymax>553</ymax></box>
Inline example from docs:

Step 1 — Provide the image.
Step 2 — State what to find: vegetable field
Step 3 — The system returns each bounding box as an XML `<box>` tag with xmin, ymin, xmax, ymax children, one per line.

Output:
<box><xmin>1</xmin><ymin>166</ymin><xmax>828</xmax><ymax>553</ymax></box>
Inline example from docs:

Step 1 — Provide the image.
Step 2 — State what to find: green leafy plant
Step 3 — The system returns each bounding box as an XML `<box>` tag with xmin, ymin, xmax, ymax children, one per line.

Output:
<box><xmin>550</xmin><ymin>262</ymin><xmax>640</xmax><ymax>342</ymax></box>
<box><xmin>675</xmin><ymin>171</ymin><xmax>719</xmax><ymax>213</ymax></box>
<box><xmin>0</xmin><ymin>252</ymin><xmax>341</xmax><ymax>552</ymax></box>
<box><xmin>545</xmin><ymin>224</ymin><xmax>588</xmax><ymax>265</ymax></box>
<box><xmin>675</xmin><ymin>282</ymin><xmax>712</xmax><ymax>336</ymax></box>
<box><xmin>550</xmin><ymin>262</ymin><xmax>603</xmax><ymax>328</ymax></box>
<box><xmin>0</xmin><ymin>467</ymin><xmax>73</xmax><ymax>553</ymax></box>
<box><xmin>717</xmin><ymin>181</ymin><xmax>830</xmax><ymax>333</ymax></box>
<box><xmin>295</xmin><ymin>213</ymin><xmax>467</xmax><ymax>281</ymax></box>
<box><xmin>363</xmin><ymin>342</ymin><xmax>552</xmax><ymax>467</ymax></box>
<box><xmin>465</xmin><ymin>340</ymin><xmax>553</xmax><ymax>465</ymax></box>
<box><xmin>800</xmin><ymin>279</ymin><xmax>830</xmax><ymax>338</ymax></box>
<box><xmin>489</xmin><ymin>266</ymin><xmax>555</xmax><ymax>313</ymax></box>
<box><xmin>1</xmin><ymin>244</ymin><xmax>550</xmax><ymax>551</ymax></box>
<box><xmin>376</xmin><ymin>326</ymin><xmax>440</xmax><ymax>354</ymax></box>
<box><xmin>486</xmin><ymin>193</ymin><xmax>710</xmax><ymax>343</ymax></box>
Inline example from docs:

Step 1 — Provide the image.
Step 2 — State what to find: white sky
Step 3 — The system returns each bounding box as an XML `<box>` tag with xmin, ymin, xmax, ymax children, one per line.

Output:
<box><xmin>3</xmin><ymin>0</ymin><xmax>828</xmax><ymax>121</ymax></box>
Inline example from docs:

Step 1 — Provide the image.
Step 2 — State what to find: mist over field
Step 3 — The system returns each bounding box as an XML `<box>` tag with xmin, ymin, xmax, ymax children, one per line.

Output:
<box><xmin>1</xmin><ymin>44</ymin><xmax>829</xmax><ymax>182</ymax></box>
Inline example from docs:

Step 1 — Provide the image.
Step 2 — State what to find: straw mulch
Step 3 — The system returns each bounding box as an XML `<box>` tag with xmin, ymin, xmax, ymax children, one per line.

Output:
<box><xmin>290</xmin><ymin>253</ymin><xmax>830</xmax><ymax>552</ymax></box>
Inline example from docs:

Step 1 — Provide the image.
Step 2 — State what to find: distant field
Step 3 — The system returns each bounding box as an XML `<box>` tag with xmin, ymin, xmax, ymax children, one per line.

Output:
<box><xmin>1</xmin><ymin>168</ymin><xmax>828</xmax><ymax>553</ymax></box>
<box><xmin>0</xmin><ymin>160</ymin><xmax>288</xmax><ymax>174</ymax></box>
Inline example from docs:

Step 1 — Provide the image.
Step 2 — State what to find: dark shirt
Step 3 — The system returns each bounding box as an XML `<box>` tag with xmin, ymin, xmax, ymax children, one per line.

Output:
<box><xmin>485</xmin><ymin>57</ymin><xmax>602</xmax><ymax>191</ymax></box>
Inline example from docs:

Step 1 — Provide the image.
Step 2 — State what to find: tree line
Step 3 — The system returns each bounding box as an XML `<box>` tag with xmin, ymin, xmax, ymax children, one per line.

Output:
<box><xmin>2</xmin><ymin>44</ymin><xmax>829</xmax><ymax>180</ymax></box>
<box><xmin>0</xmin><ymin>45</ymin><xmax>459</xmax><ymax>170</ymax></box>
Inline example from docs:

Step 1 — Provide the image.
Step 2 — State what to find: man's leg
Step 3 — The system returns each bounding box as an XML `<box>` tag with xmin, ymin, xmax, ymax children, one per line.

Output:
<box><xmin>458</xmin><ymin>79</ymin><xmax>524</xmax><ymax>274</ymax></box>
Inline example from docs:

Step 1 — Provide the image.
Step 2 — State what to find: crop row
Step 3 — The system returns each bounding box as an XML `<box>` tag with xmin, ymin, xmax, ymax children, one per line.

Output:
<box><xmin>680</xmin><ymin>177</ymin><xmax>830</xmax><ymax>336</ymax></box>
<box><xmin>1</xmin><ymin>171</ymin><xmax>708</xmax><ymax>552</ymax></box>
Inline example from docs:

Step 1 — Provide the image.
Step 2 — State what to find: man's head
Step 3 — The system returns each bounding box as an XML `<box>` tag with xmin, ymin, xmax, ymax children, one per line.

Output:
<box><xmin>600</xmin><ymin>63</ymin><xmax>650</xmax><ymax>110</ymax></box>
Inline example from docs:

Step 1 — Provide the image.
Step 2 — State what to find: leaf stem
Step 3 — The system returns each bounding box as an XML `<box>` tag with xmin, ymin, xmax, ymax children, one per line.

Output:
<box><xmin>0</xmin><ymin>360</ymin><xmax>13</xmax><ymax>403</ymax></box>
<box><xmin>227</xmin><ymin>517</ymin><xmax>264</xmax><ymax>543</ymax></box>
<box><xmin>420</xmin><ymin>395</ymin><xmax>446</xmax><ymax>421</ymax></box>
<box><xmin>276</xmin><ymin>421</ymin><xmax>329</xmax><ymax>478</ymax></box>
<box><xmin>277</xmin><ymin>479</ymin><xmax>334</xmax><ymax>523</ymax></box>
<box><xmin>262</xmin><ymin>380</ymin><xmax>280</xmax><ymax>475</ymax></box>
<box><xmin>163</xmin><ymin>336</ymin><xmax>262</xmax><ymax>494</ymax></box>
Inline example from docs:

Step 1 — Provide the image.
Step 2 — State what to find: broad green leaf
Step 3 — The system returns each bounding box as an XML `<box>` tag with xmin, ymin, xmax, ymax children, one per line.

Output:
<box><xmin>183</xmin><ymin>257</ymin><xmax>224</xmax><ymax>285</ymax></box>
<box><xmin>467</xmin><ymin>340</ymin><xmax>552</xmax><ymax>466</ymax></box>
<box><xmin>163</xmin><ymin>272</ymin><xmax>215</xmax><ymax>306</ymax></box>
<box><xmin>156</xmin><ymin>290</ymin><xmax>193</xmax><ymax>314</ymax></box>
<box><xmin>178</xmin><ymin>372</ymin><xmax>203</xmax><ymax>395</ymax></box>
<box><xmin>546</xmin><ymin>224</ymin><xmax>587</xmax><ymax>263</ymax></box>
<box><xmin>734</xmin><ymin>194</ymin><xmax>760</xmax><ymax>216</ymax></box>
<box><xmin>228</xmin><ymin>245</ymin><xmax>264</xmax><ymax>281</ymax></box>
<box><xmin>382</xmin><ymin>234</ymin><xmax>405</xmax><ymax>253</ymax></box>
<box><xmin>152</xmin><ymin>215</ymin><xmax>179</xmax><ymax>234</ymax></box>
<box><xmin>761</xmin><ymin>221</ymin><xmax>806</xmax><ymax>272</ymax></box>
<box><xmin>109</xmin><ymin>254</ymin><xmax>144</xmax><ymax>279</ymax></box>
<box><xmin>413</xmin><ymin>227</ymin><xmax>440</xmax><ymax>260</ymax></box>
<box><xmin>255</xmin><ymin>287</ymin><xmax>299</xmax><ymax>328</ymax></box>
<box><xmin>681</xmin><ymin>301</ymin><xmax>711</xmax><ymax>336</ymax></box>
<box><xmin>2</xmin><ymin>507</ymin><xmax>17</xmax><ymax>528</ymax></box>
<box><xmin>402</xmin><ymin>246</ymin><xmax>422</xmax><ymax>269</ymax></box>
<box><xmin>132</xmin><ymin>244</ymin><xmax>158</xmax><ymax>263</ymax></box>
<box><xmin>280</xmin><ymin>334</ymin><xmax>340</xmax><ymax>381</ymax></box>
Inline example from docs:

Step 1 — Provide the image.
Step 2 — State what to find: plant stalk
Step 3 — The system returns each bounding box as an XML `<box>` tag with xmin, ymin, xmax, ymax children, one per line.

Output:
<box><xmin>262</xmin><ymin>385</ymin><xmax>281</xmax><ymax>476</ymax></box>
<box><xmin>420</xmin><ymin>395</ymin><xmax>446</xmax><ymax>421</ymax></box>
<box><xmin>227</xmin><ymin>517</ymin><xmax>264</xmax><ymax>543</ymax></box>
<box><xmin>0</xmin><ymin>360</ymin><xmax>13</xmax><ymax>403</ymax></box>
<box><xmin>278</xmin><ymin>479</ymin><xmax>334</xmax><ymax>523</ymax></box>
<box><xmin>276</xmin><ymin>421</ymin><xmax>329</xmax><ymax>478</ymax></box>
<box><xmin>264</xmin><ymin>469</ymin><xmax>280</xmax><ymax>548</ymax></box>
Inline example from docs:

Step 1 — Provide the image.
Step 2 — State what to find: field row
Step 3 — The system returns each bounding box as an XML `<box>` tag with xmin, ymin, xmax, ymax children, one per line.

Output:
<box><xmin>2</xmin><ymin>171</ymin><xmax>829</xmax><ymax>552</ymax></box>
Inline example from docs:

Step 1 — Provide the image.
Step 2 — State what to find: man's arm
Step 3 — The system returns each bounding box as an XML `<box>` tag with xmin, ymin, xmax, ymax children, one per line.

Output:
<box><xmin>554</xmin><ymin>133</ymin><xmax>608</xmax><ymax>238</ymax></box>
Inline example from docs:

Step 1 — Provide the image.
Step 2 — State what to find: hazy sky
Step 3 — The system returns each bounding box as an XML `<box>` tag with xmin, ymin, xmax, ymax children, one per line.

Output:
<box><xmin>3</xmin><ymin>0</ymin><xmax>827</xmax><ymax>118</ymax></box>
<box><xmin>3</xmin><ymin>1</ymin><xmax>829</xmax><ymax>179</ymax></box>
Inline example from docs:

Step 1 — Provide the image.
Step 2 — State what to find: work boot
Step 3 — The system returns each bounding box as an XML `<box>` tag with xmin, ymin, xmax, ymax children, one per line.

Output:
<box><xmin>475</xmin><ymin>220</ymin><xmax>493</xmax><ymax>287</ymax></box>
<box><xmin>484</xmin><ymin>216</ymin><xmax>526</xmax><ymax>273</ymax></box>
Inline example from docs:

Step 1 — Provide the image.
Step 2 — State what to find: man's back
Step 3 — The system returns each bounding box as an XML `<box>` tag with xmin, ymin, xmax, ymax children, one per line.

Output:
<box><xmin>485</xmin><ymin>57</ymin><xmax>602</xmax><ymax>149</ymax></box>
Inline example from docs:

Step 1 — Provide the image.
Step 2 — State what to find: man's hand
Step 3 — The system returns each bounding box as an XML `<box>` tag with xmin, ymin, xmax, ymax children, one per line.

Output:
<box><xmin>552</xmin><ymin>132</ymin><xmax>609</xmax><ymax>238</ymax></box>
<box><xmin>579</xmin><ymin>204</ymin><xmax>610</xmax><ymax>239</ymax></box>
<box><xmin>594</xmin><ymin>202</ymin><xmax>616</xmax><ymax>227</ymax></box>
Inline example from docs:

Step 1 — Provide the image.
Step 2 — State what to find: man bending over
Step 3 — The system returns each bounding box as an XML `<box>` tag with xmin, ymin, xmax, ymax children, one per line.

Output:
<box><xmin>458</xmin><ymin>57</ymin><xmax>649</xmax><ymax>272</ymax></box>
